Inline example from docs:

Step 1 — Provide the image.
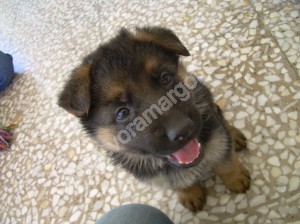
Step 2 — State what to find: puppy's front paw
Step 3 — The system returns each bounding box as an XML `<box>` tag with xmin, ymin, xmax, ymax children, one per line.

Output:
<box><xmin>216</xmin><ymin>154</ymin><xmax>251</xmax><ymax>193</ymax></box>
<box><xmin>225</xmin><ymin>165</ymin><xmax>251</xmax><ymax>193</ymax></box>
<box><xmin>177</xmin><ymin>183</ymin><xmax>206</xmax><ymax>212</ymax></box>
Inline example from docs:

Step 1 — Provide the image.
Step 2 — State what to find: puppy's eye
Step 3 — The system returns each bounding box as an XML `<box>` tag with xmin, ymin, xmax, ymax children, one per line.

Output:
<box><xmin>116</xmin><ymin>108</ymin><xmax>130</xmax><ymax>120</ymax></box>
<box><xmin>160</xmin><ymin>72</ymin><xmax>173</xmax><ymax>85</ymax></box>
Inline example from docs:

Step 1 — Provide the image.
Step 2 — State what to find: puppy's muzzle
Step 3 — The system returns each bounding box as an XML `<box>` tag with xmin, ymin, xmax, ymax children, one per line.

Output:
<box><xmin>164</xmin><ymin>110</ymin><xmax>193</xmax><ymax>143</ymax></box>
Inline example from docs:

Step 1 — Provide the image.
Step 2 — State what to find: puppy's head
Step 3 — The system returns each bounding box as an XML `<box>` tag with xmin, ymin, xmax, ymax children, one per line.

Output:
<box><xmin>59</xmin><ymin>27</ymin><xmax>203</xmax><ymax>167</ymax></box>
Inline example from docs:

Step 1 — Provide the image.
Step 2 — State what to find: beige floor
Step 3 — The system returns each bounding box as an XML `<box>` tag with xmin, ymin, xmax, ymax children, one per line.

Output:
<box><xmin>0</xmin><ymin>0</ymin><xmax>299</xmax><ymax>223</ymax></box>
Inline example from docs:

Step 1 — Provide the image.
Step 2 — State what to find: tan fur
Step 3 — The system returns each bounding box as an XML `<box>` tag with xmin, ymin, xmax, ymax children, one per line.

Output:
<box><xmin>216</xmin><ymin>99</ymin><xmax>227</xmax><ymax>110</ymax></box>
<box><xmin>73</xmin><ymin>64</ymin><xmax>90</xmax><ymax>79</ymax></box>
<box><xmin>225</xmin><ymin>123</ymin><xmax>248</xmax><ymax>152</ymax></box>
<box><xmin>177</xmin><ymin>63</ymin><xmax>188</xmax><ymax>81</ymax></box>
<box><xmin>214</xmin><ymin>121</ymin><xmax>250</xmax><ymax>192</ymax></box>
<box><xmin>97</xmin><ymin>127</ymin><xmax>123</xmax><ymax>151</ymax></box>
<box><xmin>176</xmin><ymin>183</ymin><xmax>207</xmax><ymax>212</ymax></box>
<box><xmin>102</xmin><ymin>84</ymin><xmax>127</xmax><ymax>103</ymax></box>
<box><xmin>215</xmin><ymin>151</ymin><xmax>250</xmax><ymax>193</ymax></box>
<box><xmin>144</xmin><ymin>57</ymin><xmax>157</xmax><ymax>74</ymax></box>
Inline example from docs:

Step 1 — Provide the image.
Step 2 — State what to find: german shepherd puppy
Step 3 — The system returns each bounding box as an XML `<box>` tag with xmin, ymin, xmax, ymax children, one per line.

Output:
<box><xmin>59</xmin><ymin>27</ymin><xmax>250</xmax><ymax>212</ymax></box>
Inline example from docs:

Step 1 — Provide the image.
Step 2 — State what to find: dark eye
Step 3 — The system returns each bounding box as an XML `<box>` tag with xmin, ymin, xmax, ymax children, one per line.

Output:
<box><xmin>116</xmin><ymin>108</ymin><xmax>130</xmax><ymax>120</ymax></box>
<box><xmin>160</xmin><ymin>72</ymin><xmax>173</xmax><ymax>85</ymax></box>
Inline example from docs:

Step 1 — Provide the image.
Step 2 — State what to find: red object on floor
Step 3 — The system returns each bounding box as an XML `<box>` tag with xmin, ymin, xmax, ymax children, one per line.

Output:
<box><xmin>0</xmin><ymin>124</ymin><xmax>16</xmax><ymax>151</ymax></box>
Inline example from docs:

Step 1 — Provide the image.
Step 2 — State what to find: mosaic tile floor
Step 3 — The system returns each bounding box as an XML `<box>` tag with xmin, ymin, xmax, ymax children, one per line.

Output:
<box><xmin>0</xmin><ymin>0</ymin><xmax>299</xmax><ymax>223</ymax></box>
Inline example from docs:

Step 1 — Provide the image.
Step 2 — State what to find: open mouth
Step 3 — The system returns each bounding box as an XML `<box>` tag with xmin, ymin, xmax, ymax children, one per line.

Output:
<box><xmin>165</xmin><ymin>138</ymin><xmax>203</xmax><ymax>167</ymax></box>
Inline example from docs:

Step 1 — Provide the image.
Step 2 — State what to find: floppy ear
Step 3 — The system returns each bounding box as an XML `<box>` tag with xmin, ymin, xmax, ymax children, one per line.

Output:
<box><xmin>134</xmin><ymin>27</ymin><xmax>190</xmax><ymax>56</ymax></box>
<box><xmin>58</xmin><ymin>60</ymin><xmax>91</xmax><ymax>117</ymax></box>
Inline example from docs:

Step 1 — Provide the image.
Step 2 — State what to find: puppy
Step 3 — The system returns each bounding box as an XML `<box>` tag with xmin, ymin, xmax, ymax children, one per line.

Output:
<box><xmin>58</xmin><ymin>27</ymin><xmax>250</xmax><ymax>212</ymax></box>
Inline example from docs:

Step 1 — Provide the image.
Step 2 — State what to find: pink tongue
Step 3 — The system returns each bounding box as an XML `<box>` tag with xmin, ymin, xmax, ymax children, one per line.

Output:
<box><xmin>170</xmin><ymin>138</ymin><xmax>201</xmax><ymax>164</ymax></box>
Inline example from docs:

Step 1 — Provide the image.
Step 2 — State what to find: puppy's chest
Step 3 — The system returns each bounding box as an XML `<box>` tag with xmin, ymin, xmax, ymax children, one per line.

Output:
<box><xmin>145</xmin><ymin>163</ymin><xmax>215</xmax><ymax>189</ymax></box>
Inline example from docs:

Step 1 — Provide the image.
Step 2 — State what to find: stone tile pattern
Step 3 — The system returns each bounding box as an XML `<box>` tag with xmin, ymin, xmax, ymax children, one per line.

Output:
<box><xmin>0</xmin><ymin>0</ymin><xmax>299</xmax><ymax>223</ymax></box>
<box><xmin>252</xmin><ymin>0</ymin><xmax>300</xmax><ymax>74</ymax></box>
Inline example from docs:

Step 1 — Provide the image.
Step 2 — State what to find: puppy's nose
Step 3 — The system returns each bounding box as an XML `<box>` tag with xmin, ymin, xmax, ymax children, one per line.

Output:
<box><xmin>164</xmin><ymin>112</ymin><xmax>193</xmax><ymax>142</ymax></box>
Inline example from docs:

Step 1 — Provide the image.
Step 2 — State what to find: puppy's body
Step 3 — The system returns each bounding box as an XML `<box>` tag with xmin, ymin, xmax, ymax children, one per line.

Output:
<box><xmin>59</xmin><ymin>27</ymin><xmax>250</xmax><ymax>212</ymax></box>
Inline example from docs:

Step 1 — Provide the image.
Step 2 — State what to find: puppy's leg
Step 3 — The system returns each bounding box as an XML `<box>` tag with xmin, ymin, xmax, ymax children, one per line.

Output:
<box><xmin>215</xmin><ymin>151</ymin><xmax>250</xmax><ymax>193</ymax></box>
<box><xmin>215</xmin><ymin>104</ymin><xmax>247</xmax><ymax>152</ymax></box>
<box><xmin>176</xmin><ymin>183</ymin><xmax>207</xmax><ymax>212</ymax></box>
<box><xmin>214</xmin><ymin>105</ymin><xmax>250</xmax><ymax>192</ymax></box>
<box><xmin>225</xmin><ymin>123</ymin><xmax>247</xmax><ymax>152</ymax></box>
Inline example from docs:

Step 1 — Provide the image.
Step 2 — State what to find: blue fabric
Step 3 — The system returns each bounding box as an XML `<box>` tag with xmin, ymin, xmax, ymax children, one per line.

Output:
<box><xmin>95</xmin><ymin>204</ymin><xmax>174</xmax><ymax>224</ymax></box>
<box><xmin>0</xmin><ymin>51</ymin><xmax>14</xmax><ymax>91</ymax></box>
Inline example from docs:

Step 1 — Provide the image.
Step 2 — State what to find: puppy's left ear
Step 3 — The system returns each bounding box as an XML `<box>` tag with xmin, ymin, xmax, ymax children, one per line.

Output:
<box><xmin>58</xmin><ymin>60</ymin><xmax>91</xmax><ymax>117</ymax></box>
<box><xmin>134</xmin><ymin>27</ymin><xmax>190</xmax><ymax>56</ymax></box>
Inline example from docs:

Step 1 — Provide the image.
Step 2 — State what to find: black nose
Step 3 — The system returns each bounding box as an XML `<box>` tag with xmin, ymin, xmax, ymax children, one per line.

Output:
<box><xmin>164</xmin><ymin>111</ymin><xmax>193</xmax><ymax>142</ymax></box>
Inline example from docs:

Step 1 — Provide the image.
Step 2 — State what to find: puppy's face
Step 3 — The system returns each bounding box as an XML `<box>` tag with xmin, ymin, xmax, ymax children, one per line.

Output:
<box><xmin>59</xmin><ymin>27</ymin><xmax>203</xmax><ymax>167</ymax></box>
